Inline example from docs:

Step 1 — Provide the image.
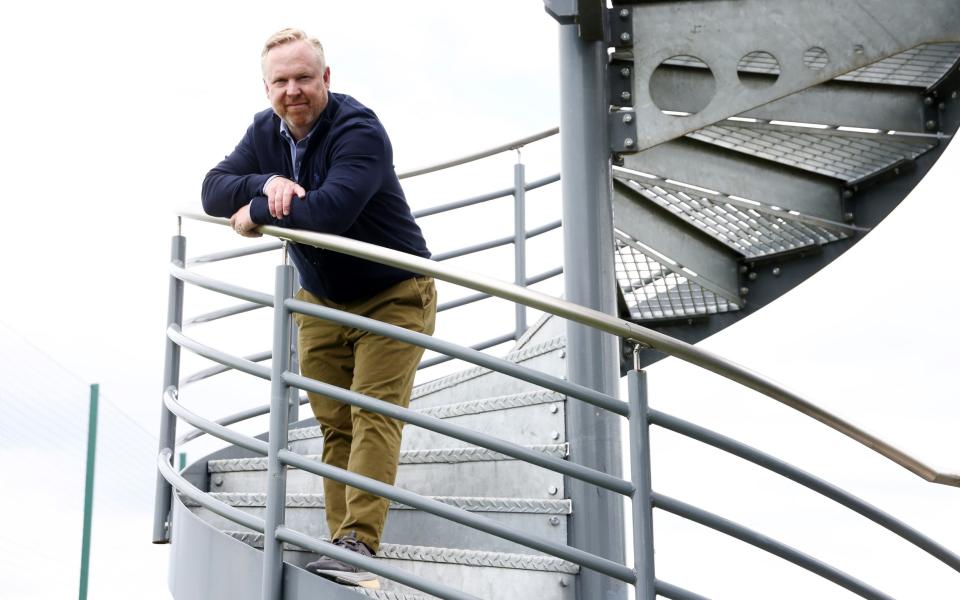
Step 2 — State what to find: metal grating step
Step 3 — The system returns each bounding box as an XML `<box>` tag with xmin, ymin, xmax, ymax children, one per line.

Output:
<box><xmin>664</xmin><ymin>42</ymin><xmax>960</xmax><ymax>88</ymax></box>
<box><xmin>613</xmin><ymin>170</ymin><xmax>851</xmax><ymax>259</ymax></box>
<box><xmin>190</xmin><ymin>493</ymin><xmax>572</xmax><ymax>515</ymax></box>
<box><xmin>688</xmin><ymin>122</ymin><xmax>938</xmax><ymax>183</ymax></box>
<box><xmin>614</xmin><ymin>232</ymin><xmax>740</xmax><ymax>321</ymax></box>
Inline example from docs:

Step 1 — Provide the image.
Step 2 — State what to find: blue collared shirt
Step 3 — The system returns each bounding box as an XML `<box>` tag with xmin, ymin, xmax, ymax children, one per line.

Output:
<box><xmin>263</xmin><ymin>118</ymin><xmax>322</xmax><ymax>191</ymax></box>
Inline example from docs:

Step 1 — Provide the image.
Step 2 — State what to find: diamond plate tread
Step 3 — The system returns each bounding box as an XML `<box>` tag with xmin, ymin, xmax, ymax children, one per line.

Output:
<box><xmin>225</xmin><ymin>531</ymin><xmax>579</xmax><ymax>574</ymax></box>
<box><xmin>688</xmin><ymin>122</ymin><xmax>937</xmax><ymax>183</ymax></box>
<box><xmin>353</xmin><ymin>589</ymin><xmax>434</xmax><ymax>600</ymax></box>
<box><xmin>615</xmin><ymin>232</ymin><xmax>740</xmax><ymax>321</ymax></box>
<box><xmin>664</xmin><ymin>43</ymin><xmax>960</xmax><ymax>88</ymax></box>
<box><xmin>209</xmin><ymin>443</ymin><xmax>568</xmax><ymax>473</ymax></box>
<box><xmin>411</xmin><ymin>336</ymin><xmax>565</xmax><ymax>400</ymax></box>
<box><xmin>286</xmin><ymin>389</ymin><xmax>566</xmax><ymax>445</ymax></box>
<box><xmin>614</xmin><ymin>173</ymin><xmax>850</xmax><ymax>259</ymax></box>
<box><xmin>194</xmin><ymin>493</ymin><xmax>572</xmax><ymax>514</ymax></box>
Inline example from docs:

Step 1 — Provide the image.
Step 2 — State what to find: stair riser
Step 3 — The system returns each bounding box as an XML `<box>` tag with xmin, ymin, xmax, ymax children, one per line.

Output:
<box><xmin>211</xmin><ymin>460</ymin><xmax>565</xmax><ymax>499</ymax></box>
<box><xmin>289</xmin><ymin>401</ymin><xmax>567</xmax><ymax>455</ymax></box>
<box><xmin>191</xmin><ymin>507</ymin><xmax>568</xmax><ymax>555</ymax></box>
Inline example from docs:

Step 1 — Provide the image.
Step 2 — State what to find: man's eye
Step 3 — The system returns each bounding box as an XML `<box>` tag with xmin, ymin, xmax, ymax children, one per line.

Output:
<box><xmin>297</xmin><ymin>76</ymin><xmax>312</xmax><ymax>82</ymax></box>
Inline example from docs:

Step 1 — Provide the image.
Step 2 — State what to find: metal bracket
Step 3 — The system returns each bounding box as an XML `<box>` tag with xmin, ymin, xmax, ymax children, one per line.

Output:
<box><xmin>543</xmin><ymin>0</ymin><xmax>605</xmax><ymax>40</ymax></box>
<box><xmin>609</xmin><ymin>110</ymin><xmax>639</xmax><ymax>154</ymax></box>
<box><xmin>606</xmin><ymin>6</ymin><xmax>634</xmax><ymax>50</ymax></box>
<box><xmin>609</xmin><ymin>57</ymin><xmax>635</xmax><ymax>108</ymax></box>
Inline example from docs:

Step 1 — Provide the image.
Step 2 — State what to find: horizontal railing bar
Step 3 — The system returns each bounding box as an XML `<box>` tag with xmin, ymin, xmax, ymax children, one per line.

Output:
<box><xmin>527</xmin><ymin>266</ymin><xmax>563</xmax><ymax>285</ymax></box>
<box><xmin>284</xmin><ymin>370</ymin><xmax>633</xmax><ymax>496</ymax></box>
<box><xmin>411</xmin><ymin>174</ymin><xmax>561</xmax><ymax>219</ymax></box>
<box><xmin>275</xmin><ymin>526</ymin><xmax>481</xmax><ymax>600</ymax></box>
<box><xmin>177</xmin><ymin>209</ymin><xmax>960</xmax><ymax>489</ymax></box>
<box><xmin>418</xmin><ymin>332</ymin><xmax>516</xmax><ymax>370</ymax></box>
<box><xmin>157</xmin><ymin>448</ymin><xmax>265</xmax><ymax>533</ymax></box>
<box><xmin>655</xmin><ymin>580</ymin><xmax>712</xmax><ymax>600</ymax></box>
<box><xmin>649</xmin><ymin>409</ymin><xmax>960</xmax><ymax>573</ymax></box>
<box><xmin>438</xmin><ymin>291</ymin><xmax>491</xmax><ymax>312</ymax></box>
<box><xmin>182</xmin><ymin>350</ymin><xmax>272</xmax><ymax>385</ymax></box>
<box><xmin>187</xmin><ymin>241</ymin><xmax>283</xmax><ymax>265</ymax></box>
<box><xmin>170</xmin><ymin>262</ymin><xmax>273</xmax><ymax>307</ymax></box>
<box><xmin>286</xmin><ymin>297</ymin><xmax>628</xmax><ymax>417</ymax></box>
<box><xmin>163</xmin><ymin>386</ymin><xmax>268</xmax><ymax>456</ymax></box>
<box><xmin>653</xmin><ymin>493</ymin><xmax>895</xmax><ymax>600</ymax></box>
<box><xmin>432</xmin><ymin>235</ymin><xmax>516</xmax><ymax>262</ymax></box>
<box><xmin>176</xmin><ymin>394</ymin><xmax>308</xmax><ymax>445</ymax></box>
<box><xmin>278</xmin><ymin>447</ymin><xmax>635</xmax><ymax>583</ymax></box>
<box><xmin>527</xmin><ymin>219</ymin><xmax>562</xmax><ymax>239</ymax></box>
<box><xmin>183</xmin><ymin>302</ymin><xmax>265</xmax><ymax>327</ymax></box>
<box><xmin>167</xmin><ymin>325</ymin><xmax>272</xmax><ymax>382</ymax></box>
<box><xmin>397</xmin><ymin>128</ymin><xmax>559</xmax><ymax>179</ymax></box>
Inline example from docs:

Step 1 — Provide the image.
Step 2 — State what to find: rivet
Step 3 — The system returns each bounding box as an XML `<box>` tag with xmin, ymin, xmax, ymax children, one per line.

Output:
<box><xmin>924</xmin><ymin>96</ymin><xmax>935</xmax><ymax>106</ymax></box>
<box><xmin>623</xmin><ymin>113</ymin><xmax>634</xmax><ymax>124</ymax></box>
<box><xmin>621</xmin><ymin>90</ymin><xmax>632</xmax><ymax>101</ymax></box>
<box><xmin>926</xmin><ymin>120</ymin><xmax>938</xmax><ymax>131</ymax></box>
<box><xmin>548</xmin><ymin>486</ymin><xmax>559</xmax><ymax>495</ymax></box>
<box><xmin>619</xmin><ymin>8</ymin><xmax>630</xmax><ymax>18</ymax></box>
<box><xmin>549</xmin><ymin>516</ymin><xmax>561</xmax><ymax>526</ymax></box>
<box><xmin>551</xmin><ymin>430</ymin><xmax>561</xmax><ymax>440</ymax></box>
<box><xmin>740</xmin><ymin>287</ymin><xmax>750</xmax><ymax>296</ymax></box>
<box><xmin>748</xmin><ymin>272</ymin><xmax>757</xmax><ymax>281</ymax></box>
<box><xmin>560</xmin><ymin>578</ymin><xmax>570</xmax><ymax>587</ymax></box>
<box><xmin>549</xmin><ymin>404</ymin><xmax>559</xmax><ymax>414</ymax></box>
<box><xmin>213</xmin><ymin>475</ymin><xmax>224</xmax><ymax>487</ymax></box>
<box><xmin>620</xmin><ymin>67</ymin><xmax>631</xmax><ymax>78</ymax></box>
<box><xmin>620</xmin><ymin>32</ymin><xmax>631</xmax><ymax>43</ymax></box>
<box><xmin>772</xmin><ymin>267</ymin><xmax>781</xmax><ymax>277</ymax></box>
<box><xmin>624</xmin><ymin>138</ymin><xmax>635</xmax><ymax>148</ymax></box>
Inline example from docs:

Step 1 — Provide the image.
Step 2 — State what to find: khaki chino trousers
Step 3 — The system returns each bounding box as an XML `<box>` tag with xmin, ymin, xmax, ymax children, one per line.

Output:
<box><xmin>294</xmin><ymin>276</ymin><xmax>436</xmax><ymax>553</ymax></box>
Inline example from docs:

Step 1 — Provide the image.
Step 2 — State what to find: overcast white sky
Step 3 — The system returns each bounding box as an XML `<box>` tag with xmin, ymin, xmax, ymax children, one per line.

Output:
<box><xmin>0</xmin><ymin>1</ymin><xmax>957</xmax><ymax>599</ymax></box>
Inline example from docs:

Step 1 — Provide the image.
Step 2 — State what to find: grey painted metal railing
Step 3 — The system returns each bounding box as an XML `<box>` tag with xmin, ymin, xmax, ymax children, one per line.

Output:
<box><xmin>155</xmin><ymin>129</ymin><xmax>960</xmax><ymax>600</ymax></box>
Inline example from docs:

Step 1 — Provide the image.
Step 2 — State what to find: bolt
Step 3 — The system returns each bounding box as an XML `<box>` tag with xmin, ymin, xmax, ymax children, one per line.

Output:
<box><xmin>894</xmin><ymin>167</ymin><xmax>901</xmax><ymax>176</ymax></box>
<box><xmin>739</xmin><ymin>265</ymin><xmax>748</xmax><ymax>274</ymax></box>
<box><xmin>551</xmin><ymin>430</ymin><xmax>561</xmax><ymax>441</ymax></box>
<box><xmin>748</xmin><ymin>272</ymin><xmax>757</xmax><ymax>281</ymax></box>
<box><xmin>620</xmin><ymin>67</ymin><xmax>631</xmax><ymax>78</ymax></box>
<box><xmin>560</xmin><ymin>578</ymin><xmax>570</xmax><ymax>588</ymax></box>
<box><xmin>843</xmin><ymin>189</ymin><xmax>854</xmax><ymax>199</ymax></box>
<box><xmin>548</xmin><ymin>485</ymin><xmax>559</xmax><ymax>495</ymax></box>
<box><xmin>624</xmin><ymin>138</ymin><xmax>635</xmax><ymax>148</ymax></box>
<box><xmin>740</xmin><ymin>287</ymin><xmax>750</xmax><ymax>296</ymax></box>
<box><xmin>621</xmin><ymin>90</ymin><xmax>632</xmax><ymax>101</ymax></box>
<box><xmin>844</xmin><ymin>211</ymin><xmax>855</xmax><ymax>222</ymax></box>
<box><xmin>620</xmin><ymin>32</ymin><xmax>631</xmax><ymax>43</ymax></box>
<box><xmin>623</xmin><ymin>113</ymin><xmax>634</xmax><ymax>124</ymax></box>
<box><xmin>772</xmin><ymin>267</ymin><xmax>781</xmax><ymax>277</ymax></box>
<box><xmin>940</xmin><ymin>102</ymin><xmax>947</xmax><ymax>111</ymax></box>
<box><xmin>619</xmin><ymin>8</ymin><xmax>630</xmax><ymax>18</ymax></box>
<box><xmin>559</xmin><ymin>350</ymin><xmax>566</xmax><ymax>359</ymax></box>
<box><xmin>213</xmin><ymin>475</ymin><xmax>224</xmax><ymax>487</ymax></box>
<box><xmin>925</xmin><ymin>96</ymin><xmax>935</xmax><ymax>106</ymax></box>
<box><xmin>926</xmin><ymin>120</ymin><xmax>938</xmax><ymax>131</ymax></box>
<box><xmin>853</xmin><ymin>44</ymin><xmax>864</xmax><ymax>54</ymax></box>
<box><xmin>549</xmin><ymin>516</ymin><xmax>561</xmax><ymax>526</ymax></box>
<box><xmin>549</xmin><ymin>404</ymin><xmax>559</xmax><ymax>414</ymax></box>
<box><xmin>952</xmin><ymin>91</ymin><xmax>958</xmax><ymax>100</ymax></box>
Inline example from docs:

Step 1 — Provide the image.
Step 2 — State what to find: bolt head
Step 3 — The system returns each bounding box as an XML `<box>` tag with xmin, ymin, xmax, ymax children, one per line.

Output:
<box><xmin>926</xmin><ymin>120</ymin><xmax>938</xmax><ymax>130</ymax></box>
<box><xmin>621</xmin><ymin>90</ymin><xmax>632</xmax><ymax>101</ymax></box>
<box><xmin>748</xmin><ymin>272</ymin><xmax>757</xmax><ymax>281</ymax></box>
<box><xmin>213</xmin><ymin>475</ymin><xmax>224</xmax><ymax>486</ymax></box>
<box><xmin>624</xmin><ymin>138</ymin><xmax>635</xmax><ymax>148</ymax></box>
<box><xmin>772</xmin><ymin>267</ymin><xmax>781</xmax><ymax>277</ymax></box>
<box><xmin>548</xmin><ymin>486</ymin><xmax>559</xmax><ymax>495</ymax></box>
<box><xmin>620</xmin><ymin>67</ymin><xmax>631</xmax><ymax>78</ymax></box>
<box><xmin>925</xmin><ymin>96</ymin><xmax>935</xmax><ymax>106</ymax></box>
<box><xmin>843</xmin><ymin>211</ymin><xmax>855</xmax><ymax>222</ymax></box>
<box><xmin>551</xmin><ymin>430</ymin><xmax>561</xmax><ymax>440</ymax></box>
<box><xmin>620</xmin><ymin>32</ymin><xmax>631</xmax><ymax>43</ymax></box>
<box><xmin>559</xmin><ymin>350</ymin><xmax>566</xmax><ymax>359</ymax></box>
<box><xmin>740</xmin><ymin>287</ymin><xmax>750</xmax><ymax>296</ymax></box>
<box><xmin>619</xmin><ymin>8</ymin><xmax>630</xmax><ymax>18</ymax></box>
<box><xmin>560</xmin><ymin>578</ymin><xmax>570</xmax><ymax>587</ymax></box>
<box><xmin>623</xmin><ymin>113</ymin><xmax>634</xmax><ymax>124</ymax></box>
<box><xmin>549</xmin><ymin>404</ymin><xmax>559</xmax><ymax>414</ymax></box>
<box><xmin>549</xmin><ymin>516</ymin><xmax>561</xmax><ymax>526</ymax></box>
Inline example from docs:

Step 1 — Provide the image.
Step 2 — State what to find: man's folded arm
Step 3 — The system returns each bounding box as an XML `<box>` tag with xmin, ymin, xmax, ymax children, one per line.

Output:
<box><xmin>201</xmin><ymin>124</ymin><xmax>276</xmax><ymax>218</ymax></box>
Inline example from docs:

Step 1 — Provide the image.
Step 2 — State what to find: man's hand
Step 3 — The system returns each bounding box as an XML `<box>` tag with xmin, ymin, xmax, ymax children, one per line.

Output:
<box><xmin>230</xmin><ymin>204</ymin><xmax>262</xmax><ymax>238</ymax></box>
<box><xmin>264</xmin><ymin>176</ymin><xmax>306</xmax><ymax>218</ymax></box>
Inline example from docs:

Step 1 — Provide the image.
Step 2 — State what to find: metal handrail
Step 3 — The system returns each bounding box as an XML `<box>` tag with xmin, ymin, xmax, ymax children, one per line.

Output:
<box><xmin>176</xmin><ymin>208</ymin><xmax>960</xmax><ymax>488</ymax></box>
<box><xmin>397</xmin><ymin>127</ymin><xmax>559</xmax><ymax>179</ymax></box>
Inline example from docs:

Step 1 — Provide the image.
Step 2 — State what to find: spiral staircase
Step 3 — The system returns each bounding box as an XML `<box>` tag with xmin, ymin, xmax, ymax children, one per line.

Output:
<box><xmin>156</xmin><ymin>3</ymin><xmax>960</xmax><ymax>599</ymax></box>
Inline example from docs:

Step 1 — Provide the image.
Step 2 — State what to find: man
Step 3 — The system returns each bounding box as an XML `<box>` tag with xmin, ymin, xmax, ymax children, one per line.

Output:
<box><xmin>201</xmin><ymin>28</ymin><xmax>436</xmax><ymax>589</ymax></box>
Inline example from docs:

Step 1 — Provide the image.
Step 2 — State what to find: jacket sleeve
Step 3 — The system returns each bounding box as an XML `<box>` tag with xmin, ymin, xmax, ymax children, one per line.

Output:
<box><xmin>248</xmin><ymin>121</ymin><xmax>388</xmax><ymax>234</ymax></box>
<box><xmin>201</xmin><ymin>122</ymin><xmax>275</xmax><ymax>218</ymax></box>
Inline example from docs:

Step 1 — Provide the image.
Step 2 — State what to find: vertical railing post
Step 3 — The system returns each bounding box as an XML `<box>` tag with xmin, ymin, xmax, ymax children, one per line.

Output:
<box><xmin>513</xmin><ymin>155</ymin><xmax>528</xmax><ymax>339</ymax></box>
<box><xmin>262</xmin><ymin>246</ymin><xmax>295</xmax><ymax>600</ymax></box>
<box><xmin>628</xmin><ymin>369</ymin><xmax>656</xmax><ymax>600</ymax></box>
<box><xmin>153</xmin><ymin>232</ymin><xmax>186</xmax><ymax>543</ymax></box>
<box><xmin>78</xmin><ymin>383</ymin><xmax>99</xmax><ymax>600</ymax></box>
<box><xmin>559</xmin><ymin>20</ymin><xmax>627</xmax><ymax>600</ymax></box>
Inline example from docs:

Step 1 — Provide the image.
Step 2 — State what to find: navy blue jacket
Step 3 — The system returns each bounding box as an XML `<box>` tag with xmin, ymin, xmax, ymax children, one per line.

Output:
<box><xmin>202</xmin><ymin>93</ymin><xmax>431</xmax><ymax>302</ymax></box>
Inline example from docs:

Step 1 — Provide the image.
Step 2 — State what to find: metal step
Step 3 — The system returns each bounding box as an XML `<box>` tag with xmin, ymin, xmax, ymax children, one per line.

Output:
<box><xmin>226</xmin><ymin>531</ymin><xmax>578</xmax><ymax>600</ymax></box>
<box><xmin>208</xmin><ymin>444</ymin><xmax>567</xmax><ymax>499</ymax></box>
<box><xmin>188</xmin><ymin>493</ymin><xmax>570</xmax><ymax>555</ymax></box>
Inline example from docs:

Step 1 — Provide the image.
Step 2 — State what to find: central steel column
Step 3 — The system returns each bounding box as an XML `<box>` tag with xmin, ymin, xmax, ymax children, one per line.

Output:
<box><xmin>559</xmin><ymin>22</ymin><xmax>627</xmax><ymax>600</ymax></box>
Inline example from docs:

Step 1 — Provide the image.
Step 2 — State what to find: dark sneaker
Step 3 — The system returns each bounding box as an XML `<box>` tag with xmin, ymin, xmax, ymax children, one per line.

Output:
<box><xmin>305</xmin><ymin>532</ymin><xmax>380</xmax><ymax>589</ymax></box>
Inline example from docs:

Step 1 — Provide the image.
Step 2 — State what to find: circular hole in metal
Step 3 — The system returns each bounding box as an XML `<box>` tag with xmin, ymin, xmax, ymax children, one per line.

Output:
<box><xmin>737</xmin><ymin>51</ymin><xmax>781</xmax><ymax>86</ymax></box>
<box><xmin>803</xmin><ymin>47</ymin><xmax>830</xmax><ymax>70</ymax></box>
<box><xmin>650</xmin><ymin>55</ymin><xmax>716</xmax><ymax>116</ymax></box>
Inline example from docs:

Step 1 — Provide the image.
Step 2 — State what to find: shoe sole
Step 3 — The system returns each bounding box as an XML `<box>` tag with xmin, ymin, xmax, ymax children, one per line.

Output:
<box><xmin>313</xmin><ymin>568</ymin><xmax>381</xmax><ymax>589</ymax></box>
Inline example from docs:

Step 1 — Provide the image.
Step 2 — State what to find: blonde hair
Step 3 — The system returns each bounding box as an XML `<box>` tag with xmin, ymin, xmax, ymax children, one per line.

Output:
<box><xmin>261</xmin><ymin>28</ymin><xmax>326</xmax><ymax>74</ymax></box>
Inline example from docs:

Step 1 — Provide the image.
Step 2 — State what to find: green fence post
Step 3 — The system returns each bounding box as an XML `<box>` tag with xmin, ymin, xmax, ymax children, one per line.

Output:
<box><xmin>78</xmin><ymin>383</ymin><xmax>99</xmax><ymax>600</ymax></box>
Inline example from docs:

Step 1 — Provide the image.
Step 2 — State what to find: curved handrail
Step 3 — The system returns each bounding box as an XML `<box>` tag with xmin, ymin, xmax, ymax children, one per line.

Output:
<box><xmin>397</xmin><ymin>127</ymin><xmax>559</xmax><ymax>179</ymax></box>
<box><xmin>176</xmin><ymin>208</ymin><xmax>960</xmax><ymax>489</ymax></box>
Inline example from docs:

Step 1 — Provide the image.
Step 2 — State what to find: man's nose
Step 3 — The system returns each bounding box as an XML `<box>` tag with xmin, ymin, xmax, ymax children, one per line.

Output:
<box><xmin>286</xmin><ymin>81</ymin><xmax>301</xmax><ymax>95</ymax></box>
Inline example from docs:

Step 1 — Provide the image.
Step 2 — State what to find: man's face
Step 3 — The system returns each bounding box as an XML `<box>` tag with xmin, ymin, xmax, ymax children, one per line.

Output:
<box><xmin>263</xmin><ymin>40</ymin><xmax>330</xmax><ymax>138</ymax></box>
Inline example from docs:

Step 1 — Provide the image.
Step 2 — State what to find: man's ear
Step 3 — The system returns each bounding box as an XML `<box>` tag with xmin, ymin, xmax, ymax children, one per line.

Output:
<box><xmin>263</xmin><ymin>79</ymin><xmax>270</xmax><ymax>97</ymax></box>
<box><xmin>323</xmin><ymin>67</ymin><xmax>331</xmax><ymax>87</ymax></box>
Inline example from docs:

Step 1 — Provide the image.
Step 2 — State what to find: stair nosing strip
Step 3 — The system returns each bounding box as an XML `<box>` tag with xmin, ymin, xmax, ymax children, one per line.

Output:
<box><xmin>193</xmin><ymin>493</ymin><xmax>572</xmax><ymax>514</ymax></box>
